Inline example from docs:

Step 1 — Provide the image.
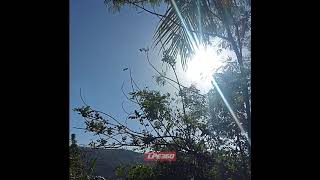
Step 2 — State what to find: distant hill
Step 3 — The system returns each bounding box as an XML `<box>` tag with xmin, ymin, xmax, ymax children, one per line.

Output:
<box><xmin>79</xmin><ymin>147</ymin><xmax>146</xmax><ymax>178</ymax></box>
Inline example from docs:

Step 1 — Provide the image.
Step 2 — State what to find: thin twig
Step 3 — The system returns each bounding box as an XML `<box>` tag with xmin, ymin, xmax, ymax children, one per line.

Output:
<box><xmin>93</xmin><ymin>109</ymin><xmax>145</xmax><ymax>136</ymax></box>
<box><xmin>131</xmin><ymin>74</ymin><xmax>141</xmax><ymax>91</ymax></box>
<box><xmin>121</xmin><ymin>81</ymin><xmax>140</xmax><ymax>105</ymax></box>
<box><xmin>80</xmin><ymin>88</ymin><xmax>89</xmax><ymax>106</ymax></box>
<box><xmin>121</xmin><ymin>101</ymin><xmax>130</xmax><ymax>115</ymax></box>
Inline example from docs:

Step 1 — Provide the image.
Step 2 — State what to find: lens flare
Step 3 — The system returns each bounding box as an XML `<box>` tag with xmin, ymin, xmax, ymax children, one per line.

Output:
<box><xmin>171</xmin><ymin>0</ymin><xmax>251</xmax><ymax>146</ymax></box>
<box><xmin>212</xmin><ymin>78</ymin><xmax>251</xmax><ymax>146</ymax></box>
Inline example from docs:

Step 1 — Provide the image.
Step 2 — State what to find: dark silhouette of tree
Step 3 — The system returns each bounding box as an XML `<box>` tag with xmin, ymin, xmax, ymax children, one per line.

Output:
<box><xmin>70</xmin><ymin>134</ymin><xmax>103</xmax><ymax>180</ymax></box>
<box><xmin>70</xmin><ymin>134</ymin><xmax>88</xmax><ymax>180</ymax></box>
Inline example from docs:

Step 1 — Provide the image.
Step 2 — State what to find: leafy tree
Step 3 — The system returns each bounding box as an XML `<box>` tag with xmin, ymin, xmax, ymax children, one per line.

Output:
<box><xmin>116</xmin><ymin>164</ymin><xmax>154</xmax><ymax>180</ymax></box>
<box><xmin>74</xmin><ymin>50</ymin><xmax>249</xmax><ymax>179</ymax></box>
<box><xmin>207</xmin><ymin>61</ymin><xmax>251</xmax><ymax>179</ymax></box>
<box><xmin>70</xmin><ymin>134</ymin><xmax>89</xmax><ymax>180</ymax></box>
<box><xmin>70</xmin><ymin>134</ymin><xmax>102</xmax><ymax>180</ymax></box>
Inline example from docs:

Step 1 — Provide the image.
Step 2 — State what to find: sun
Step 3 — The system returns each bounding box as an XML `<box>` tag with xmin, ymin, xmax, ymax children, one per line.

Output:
<box><xmin>185</xmin><ymin>45</ymin><xmax>224</xmax><ymax>90</ymax></box>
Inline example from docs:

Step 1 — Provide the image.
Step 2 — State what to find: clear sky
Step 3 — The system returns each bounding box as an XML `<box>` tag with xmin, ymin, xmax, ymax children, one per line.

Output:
<box><xmin>70</xmin><ymin>0</ymin><xmax>170</xmax><ymax>145</ymax></box>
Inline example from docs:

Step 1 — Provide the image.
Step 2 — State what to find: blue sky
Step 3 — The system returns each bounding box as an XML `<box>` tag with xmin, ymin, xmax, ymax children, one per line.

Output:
<box><xmin>70</xmin><ymin>0</ymin><xmax>165</xmax><ymax>145</ymax></box>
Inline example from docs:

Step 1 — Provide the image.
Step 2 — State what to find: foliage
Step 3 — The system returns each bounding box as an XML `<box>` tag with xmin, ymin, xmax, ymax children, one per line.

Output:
<box><xmin>116</xmin><ymin>164</ymin><xmax>154</xmax><ymax>180</ymax></box>
<box><xmin>70</xmin><ymin>134</ymin><xmax>89</xmax><ymax>180</ymax></box>
<box><xmin>74</xmin><ymin>53</ymin><xmax>250</xmax><ymax>179</ymax></box>
<box><xmin>207</xmin><ymin>62</ymin><xmax>251</xmax><ymax>179</ymax></box>
<box><xmin>70</xmin><ymin>134</ymin><xmax>102</xmax><ymax>180</ymax></box>
<box><xmin>74</xmin><ymin>0</ymin><xmax>251</xmax><ymax>179</ymax></box>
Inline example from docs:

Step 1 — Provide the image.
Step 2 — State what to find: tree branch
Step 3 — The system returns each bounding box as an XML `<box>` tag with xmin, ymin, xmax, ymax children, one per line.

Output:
<box><xmin>121</xmin><ymin>81</ymin><xmax>140</xmax><ymax>105</ymax></box>
<box><xmin>130</xmin><ymin>2</ymin><xmax>166</xmax><ymax>18</ymax></box>
<box><xmin>121</xmin><ymin>101</ymin><xmax>130</xmax><ymax>115</ymax></box>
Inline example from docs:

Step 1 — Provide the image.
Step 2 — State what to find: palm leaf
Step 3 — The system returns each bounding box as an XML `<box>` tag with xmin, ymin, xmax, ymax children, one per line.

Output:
<box><xmin>154</xmin><ymin>0</ymin><xmax>223</xmax><ymax>69</ymax></box>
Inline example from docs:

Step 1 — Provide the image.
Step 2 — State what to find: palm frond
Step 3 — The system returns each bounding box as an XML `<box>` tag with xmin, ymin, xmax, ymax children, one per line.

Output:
<box><xmin>154</xmin><ymin>0</ymin><xmax>223</xmax><ymax>69</ymax></box>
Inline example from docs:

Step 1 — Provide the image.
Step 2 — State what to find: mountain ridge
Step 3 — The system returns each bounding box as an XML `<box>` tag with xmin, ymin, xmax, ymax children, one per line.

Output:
<box><xmin>78</xmin><ymin>147</ymin><xmax>145</xmax><ymax>178</ymax></box>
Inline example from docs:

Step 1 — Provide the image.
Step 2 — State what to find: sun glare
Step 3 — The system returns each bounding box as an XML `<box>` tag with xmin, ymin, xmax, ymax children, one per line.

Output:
<box><xmin>185</xmin><ymin>45</ymin><xmax>224</xmax><ymax>91</ymax></box>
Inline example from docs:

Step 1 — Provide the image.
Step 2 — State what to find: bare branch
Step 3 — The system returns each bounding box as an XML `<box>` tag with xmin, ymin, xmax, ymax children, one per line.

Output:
<box><xmin>121</xmin><ymin>81</ymin><xmax>140</xmax><ymax>105</ymax></box>
<box><xmin>130</xmin><ymin>2</ymin><xmax>166</xmax><ymax>18</ymax></box>
<box><xmin>80</xmin><ymin>88</ymin><xmax>89</xmax><ymax>106</ymax></box>
<box><xmin>128</xmin><ymin>68</ymin><xmax>141</xmax><ymax>103</ymax></box>
<box><xmin>121</xmin><ymin>101</ymin><xmax>130</xmax><ymax>115</ymax></box>
<box><xmin>73</xmin><ymin>127</ymin><xmax>87</xmax><ymax>131</ymax></box>
<box><xmin>89</xmin><ymin>109</ymin><xmax>145</xmax><ymax>137</ymax></box>
<box><xmin>129</xmin><ymin>69</ymin><xmax>141</xmax><ymax>91</ymax></box>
